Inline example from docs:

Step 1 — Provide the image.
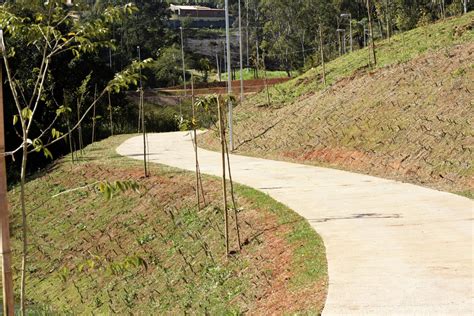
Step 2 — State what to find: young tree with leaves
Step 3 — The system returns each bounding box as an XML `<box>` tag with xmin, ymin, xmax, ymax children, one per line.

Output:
<box><xmin>0</xmin><ymin>2</ymin><xmax>152</xmax><ymax>314</ymax></box>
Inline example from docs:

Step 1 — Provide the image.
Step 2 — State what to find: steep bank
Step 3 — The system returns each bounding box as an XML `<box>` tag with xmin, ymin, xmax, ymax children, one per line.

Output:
<box><xmin>200</xmin><ymin>14</ymin><xmax>474</xmax><ymax>197</ymax></box>
<box><xmin>6</xmin><ymin>135</ymin><xmax>327</xmax><ymax>314</ymax></box>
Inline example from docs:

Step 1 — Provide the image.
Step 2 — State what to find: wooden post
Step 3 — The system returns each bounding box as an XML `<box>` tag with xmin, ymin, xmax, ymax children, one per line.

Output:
<box><xmin>319</xmin><ymin>24</ymin><xmax>327</xmax><ymax>87</ymax></box>
<box><xmin>217</xmin><ymin>98</ymin><xmax>229</xmax><ymax>256</ymax></box>
<box><xmin>191</xmin><ymin>74</ymin><xmax>200</xmax><ymax>210</ymax></box>
<box><xmin>108</xmin><ymin>91</ymin><xmax>113</xmax><ymax>136</ymax></box>
<box><xmin>91</xmin><ymin>84</ymin><xmax>97</xmax><ymax>144</ymax></box>
<box><xmin>0</xmin><ymin>59</ymin><xmax>15</xmax><ymax>316</ymax></box>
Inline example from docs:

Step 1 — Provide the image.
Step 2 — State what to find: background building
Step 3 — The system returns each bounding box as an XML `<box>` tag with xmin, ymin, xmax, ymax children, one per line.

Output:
<box><xmin>169</xmin><ymin>4</ymin><xmax>229</xmax><ymax>29</ymax></box>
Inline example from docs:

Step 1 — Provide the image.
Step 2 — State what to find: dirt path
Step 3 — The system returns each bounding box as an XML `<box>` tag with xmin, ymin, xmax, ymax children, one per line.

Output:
<box><xmin>117</xmin><ymin>132</ymin><xmax>473</xmax><ymax>315</ymax></box>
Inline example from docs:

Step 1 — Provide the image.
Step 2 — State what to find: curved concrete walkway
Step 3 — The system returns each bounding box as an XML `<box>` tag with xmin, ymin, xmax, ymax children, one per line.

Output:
<box><xmin>117</xmin><ymin>132</ymin><xmax>473</xmax><ymax>315</ymax></box>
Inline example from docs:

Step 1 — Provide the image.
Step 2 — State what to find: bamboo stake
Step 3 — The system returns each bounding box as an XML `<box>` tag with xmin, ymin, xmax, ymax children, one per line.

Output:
<box><xmin>191</xmin><ymin>74</ymin><xmax>201</xmax><ymax>211</ymax></box>
<box><xmin>108</xmin><ymin>91</ymin><xmax>113</xmax><ymax>136</ymax></box>
<box><xmin>140</xmin><ymin>88</ymin><xmax>148</xmax><ymax>177</ymax></box>
<box><xmin>91</xmin><ymin>84</ymin><xmax>97</xmax><ymax>144</ymax></box>
<box><xmin>319</xmin><ymin>24</ymin><xmax>327</xmax><ymax>87</ymax></box>
<box><xmin>223</xmin><ymin>130</ymin><xmax>242</xmax><ymax>250</ymax></box>
<box><xmin>217</xmin><ymin>97</ymin><xmax>229</xmax><ymax>256</ymax></box>
<box><xmin>0</xmin><ymin>59</ymin><xmax>15</xmax><ymax>316</ymax></box>
<box><xmin>262</xmin><ymin>52</ymin><xmax>271</xmax><ymax>106</ymax></box>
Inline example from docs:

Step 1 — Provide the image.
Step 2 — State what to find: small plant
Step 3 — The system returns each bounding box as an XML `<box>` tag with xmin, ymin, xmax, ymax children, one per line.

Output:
<box><xmin>137</xmin><ymin>233</ymin><xmax>156</xmax><ymax>246</ymax></box>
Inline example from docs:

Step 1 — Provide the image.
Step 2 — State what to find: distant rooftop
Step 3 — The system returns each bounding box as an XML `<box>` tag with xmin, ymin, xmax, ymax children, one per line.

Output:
<box><xmin>169</xmin><ymin>4</ymin><xmax>224</xmax><ymax>12</ymax></box>
<box><xmin>168</xmin><ymin>4</ymin><xmax>229</xmax><ymax>29</ymax></box>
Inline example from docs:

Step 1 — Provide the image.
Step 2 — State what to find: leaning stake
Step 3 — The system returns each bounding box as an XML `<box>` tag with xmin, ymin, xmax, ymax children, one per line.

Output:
<box><xmin>217</xmin><ymin>97</ymin><xmax>230</xmax><ymax>256</ymax></box>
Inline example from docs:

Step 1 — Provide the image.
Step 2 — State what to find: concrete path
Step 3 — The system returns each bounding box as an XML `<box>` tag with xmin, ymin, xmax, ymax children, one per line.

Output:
<box><xmin>117</xmin><ymin>132</ymin><xmax>473</xmax><ymax>315</ymax></box>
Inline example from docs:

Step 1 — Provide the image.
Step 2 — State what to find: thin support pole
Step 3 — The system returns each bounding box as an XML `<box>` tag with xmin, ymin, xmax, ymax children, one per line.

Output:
<box><xmin>180</xmin><ymin>27</ymin><xmax>187</xmax><ymax>96</ymax></box>
<box><xmin>246</xmin><ymin>0</ymin><xmax>250</xmax><ymax>67</ymax></box>
<box><xmin>319</xmin><ymin>25</ymin><xmax>327</xmax><ymax>87</ymax></box>
<box><xmin>191</xmin><ymin>74</ymin><xmax>201</xmax><ymax>210</ymax></box>
<box><xmin>223</xmin><ymin>132</ymin><xmax>241</xmax><ymax>250</ymax></box>
<box><xmin>108</xmin><ymin>91</ymin><xmax>113</xmax><ymax>136</ymax></box>
<box><xmin>349</xmin><ymin>14</ymin><xmax>353</xmax><ymax>52</ymax></box>
<box><xmin>0</xmin><ymin>58</ymin><xmax>14</xmax><ymax>316</ymax></box>
<box><xmin>138</xmin><ymin>46</ymin><xmax>148</xmax><ymax>177</ymax></box>
<box><xmin>91</xmin><ymin>84</ymin><xmax>97</xmax><ymax>144</ymax></box>
<box><xmin>238</xmin><ymin>0</ymin><xmax>244</xmax><ymax>103</ymax></box>
<box><xmin>225</xmin><ymin>0</ymin><xmax>233</xmax><ymax>151</ymax></box>
<box><xmin>217</xmin><ymin>98</ymin><xmax>229</xmax><ymax>257</ymax></box>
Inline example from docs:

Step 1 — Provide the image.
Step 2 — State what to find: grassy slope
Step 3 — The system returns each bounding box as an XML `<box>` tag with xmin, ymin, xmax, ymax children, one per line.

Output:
<box><xmin>200</xmin><ymin>13</ymin><xmax>474</xmax><ymax>197</ymax></box>
<box><xmin>5</xmin><ymin>135</ymin><xmax>327</xmax><ymax>314</ymax></box>
<box><xmin>219</xmin><ymin>68</ymin><xmax>289</xmax><ymax>81</ymax></box>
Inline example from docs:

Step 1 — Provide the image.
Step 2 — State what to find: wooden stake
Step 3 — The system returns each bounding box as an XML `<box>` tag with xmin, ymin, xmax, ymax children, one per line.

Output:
<box><xmin>217</xmin><ymin>97</ymin><xmax>229</xmax><ymax>256</ymax></box>
<box><xmin>140</xmin><ymin>88</ymin><xmax>148</xmax><ymax>177</ymax></box>
<box><xmin>191</xmin><ymin>74</ymin><xmax>201</xmax><ymax>210</ymax></box>
<box><xmin>0</xmin><ymin>61</ymin><xmax>15</xmax><ymax>316</ymax></box>
<box><xmin>108</xmin><ymin>91</ymin><xmax>113</xmax><ymax>136</ymax></box>
<box><xmin>91</xmin><ymin>84</ymin><xmax>97</xmax><ymax>144</ymax></box>
<box><xmin>223</xmin><ymin>133</ymin><xmax>242</xmax><ymax>250</ymax></box>
<box><xmin>262</xmin><ymin>52</ymin><xmax>271</xmax><ymax>106</ymax></box>
<box><xmin>319</xmin><ymin>24</ymin><xmax>327</xmax><ymax>87</ymax></box>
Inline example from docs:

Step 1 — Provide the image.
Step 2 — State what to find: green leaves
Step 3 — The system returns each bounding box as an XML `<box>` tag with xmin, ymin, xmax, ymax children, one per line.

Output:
<box><xmin>177</xmin><ymin>116</ymin><xmax>199</xmax><ymax>132</ymax></box>
<box><xmin>51</xmin><ymin>128</ymin><xmax>63</xmax><ymax>139</ymax></box>
<box><xmin>97</xmin><ymin>180</ymin><xmax>141</xmax><ymax>201</ymax></box>
<box><xmin>55</xmin><ymin>105</ymin><xmax>71</xmax><ymax>116</ymax></box>
<box><xmin>63</xmin><ymin>255</ymin><xmax>148</xmax><ymax>279</ymax></box>
<box><xmin>102</xmin><ymin>3</ymin><xmax>138</xmax><ymax>24</ymax></box>
<box><xmin>107</xmin><ymin>58</ymin><xmax>154</xmax><ymax>93</ymax></box>
<box><xmin>21</xmin><ymin>107</ymin><xmax>33</xmax><ymax>121</ymax></box>
<box><xmin>31</xmin><ymin>138</ymin><xmax>53</xmax><ymax>159</ymax></box>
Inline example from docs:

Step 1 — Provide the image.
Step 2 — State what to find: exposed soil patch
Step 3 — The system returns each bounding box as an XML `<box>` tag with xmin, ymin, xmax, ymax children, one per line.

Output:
<box><xmin>200</xmin><ymin>43</ymin><xmax>474</xmax><ymax>196</ymax></box>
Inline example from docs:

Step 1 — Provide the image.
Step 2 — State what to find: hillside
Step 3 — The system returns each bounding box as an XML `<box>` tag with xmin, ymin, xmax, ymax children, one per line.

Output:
<box><xmin>200</xmin><ymin>13</ymin><xmax>474</xmax><ymax>197</ymax></box>
<box><xmin>5</xmin><ymin>136</ymin><xmax>327</xmax><ymax>314</ymax></box>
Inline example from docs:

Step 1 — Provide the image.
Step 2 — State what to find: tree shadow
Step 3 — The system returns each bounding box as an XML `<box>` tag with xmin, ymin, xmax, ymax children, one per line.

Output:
<box><xmin>308</xmin><ymin>213</ymin><xmax>401</xmax><ymax>223</ymax></box>
<box><xmin>241</xmin><ymin>218</ymin><xmax>304</xmax><ymax>247</ymax></box>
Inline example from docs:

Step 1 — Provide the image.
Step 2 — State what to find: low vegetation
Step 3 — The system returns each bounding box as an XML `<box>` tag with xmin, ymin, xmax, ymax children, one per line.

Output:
<box><xmin>5</xmin><ymin>135</ymin><xmax>327</xmax><ymax>314</ymax></box>
<box><xmin>200</xmin><ymin>13</ymin><xmax>474</xmax><ymax>197</ymax></box>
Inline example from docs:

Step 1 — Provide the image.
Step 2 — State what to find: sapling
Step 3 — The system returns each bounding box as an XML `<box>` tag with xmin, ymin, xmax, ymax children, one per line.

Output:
<box><xmin>0</xmin><ymin>3</ymin><xmax>149</xmax><ymax>313</ymax></box>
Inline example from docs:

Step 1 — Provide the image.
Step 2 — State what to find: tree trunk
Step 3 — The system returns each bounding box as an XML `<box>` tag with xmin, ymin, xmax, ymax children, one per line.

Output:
<box><xmin>366</xmin><ymin>0</ymin><xmax>377</xmax><ymax>66</ymax></box>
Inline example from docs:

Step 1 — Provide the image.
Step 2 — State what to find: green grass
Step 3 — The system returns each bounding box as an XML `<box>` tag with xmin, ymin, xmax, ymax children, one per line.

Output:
<box><xmin>197</xmin><ymin>13</ymin><xmax>473</xmax><ymax>196</ymax></box>
<box><xmin>248</xmin><ymin>12</ymin><xmax>474</xmax><ymax>106</ymax></box>
<box><xmin>235</xmin><ymin>186</ymin><xmax>327</xmax><ymax>289</ymax></box>
<box><xmin>456</xmin><ymin>191</ymin><xmax>474</xmax><ymax>199</ymax></box>
<box><xmin>5</xmin><ymin>135</ymin><xmax>327</xmax><ymax>314</ymax></box>
<box><xmin>220</xmin><ymin>68</ymin><xmax>289</xmax><ymax>81</ymax></box>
